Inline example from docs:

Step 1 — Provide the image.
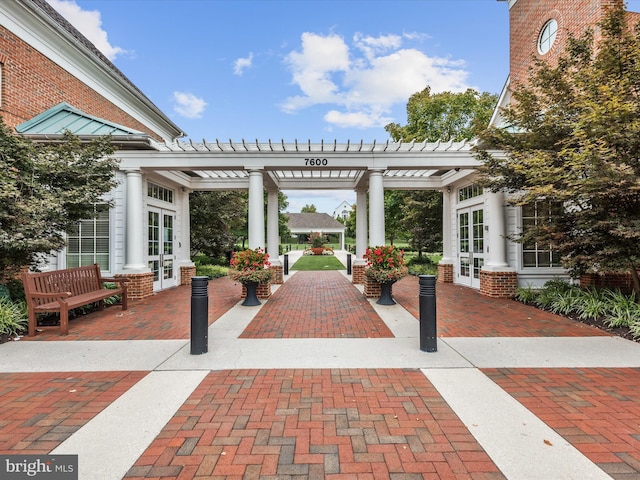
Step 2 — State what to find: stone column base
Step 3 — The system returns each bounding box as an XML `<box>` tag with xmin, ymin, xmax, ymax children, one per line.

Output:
<box><xmin>479</xmin><ymin>270</ymin><xmax>517</xmax><ymax>298</ymax></box>
<box><xmin>270</xmin><ymin>265</ymin><xmax>284</xmax><ymax>284</ymax></box>
<box><xmin>241</xmin><ymin>282</ymin><xmax>272</xmax><ymax>299</ymax></box>
<box><xmin>437</xmin><ymin>263</ymin><xmax>453</xmax><ymax>283</ymax></box>
<box><xmin>364</xmin><ymin>277</ymin><xmax>382</xmax><ymax>298</ymax></box>
<box><xmin>352</xmin><ymin>264</ymin><xmax>366</xmax><ymax>284</ymax></box>
<box><xmin>116</xmin><ymin>272</ymin><xmax>154</xmax><ymax>300</ymax></box>
<box><xmin>180</xmin><ymin>265</ymin><xmax>197</xmax><ymax>286</ymax></box>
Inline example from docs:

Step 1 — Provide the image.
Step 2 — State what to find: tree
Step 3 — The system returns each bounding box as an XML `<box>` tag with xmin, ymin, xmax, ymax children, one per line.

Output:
<box><xmin>384</xmin><ymin>191</ymin><xmax>408</xmax><ymax>245</ymax></box>
<box><xmin>0</xmin><ymin>119</ymin><xmax>118</xmax><ymax>281</ymax></box>
<box><xmin>475</xmin><ymin>4</ymin><xmax>640</xmax><ymax>295</ymax></box>
<box><xmin>190</xmin><ymin>191</ymin><xmax>248</xmax><ymax>259</ymax></box>
<box><xmin>301</xmin><ymin>204</ymin><xmax>317</xmax><ymax>213</ymax></box>
<box><xmin>385</xmin><ymin>87</ymin><xmax>498</xmax><ymax>142</ymax></box>
<box><xmin>400</xmin><ymin>191</ymin><xmax>442</xmax><ymax>255</ymax></box>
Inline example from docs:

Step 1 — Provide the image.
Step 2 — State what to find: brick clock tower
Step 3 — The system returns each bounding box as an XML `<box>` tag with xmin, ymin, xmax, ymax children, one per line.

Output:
<box><xmin>506</xmin><ymin>0</ymin><xmax>625</xmax><ymax>90</ymax></box>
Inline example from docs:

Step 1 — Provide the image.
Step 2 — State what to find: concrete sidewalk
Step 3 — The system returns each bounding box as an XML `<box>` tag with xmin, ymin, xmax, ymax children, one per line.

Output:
<box><xmin>1</xmin><ymin>255</ymin><xmax>639</xmax><ymax>479</ymax></box>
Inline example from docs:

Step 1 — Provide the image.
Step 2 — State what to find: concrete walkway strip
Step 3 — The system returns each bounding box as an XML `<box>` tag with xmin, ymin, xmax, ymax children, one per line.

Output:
<box><xmin>0</xmin><ymin>339</ymin><xmax>188</xmax><ymax>372</ymax></box>
<box><xmin>423</xmin><ymin>368</ymin><xmax>612</xmax><ymax>480</ymax></box>
<box><xmin>52</xmin><ymin>370</ymin><xmax>207</xmax><ymax>480</ymax></box>
<box><xmin>445</xmin><ymin>336</ymin><xmax>640</xmax><ymax>368</ymax></box>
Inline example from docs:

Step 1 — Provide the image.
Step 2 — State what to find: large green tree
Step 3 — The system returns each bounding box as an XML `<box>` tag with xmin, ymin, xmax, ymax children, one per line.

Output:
<box><xmin>385</xmin><ymin>87</ymin><xmax>498</xmax><ymax>142</ymax></box>
<box><xmin>476</xmin><ymin>5</ymin><xmax>640</xmax><ymax>295</ymax></box>
<box><xmin>0</xmin><ymin>119</ymin><xmax>118</xmax><ymax>280</ymax></box>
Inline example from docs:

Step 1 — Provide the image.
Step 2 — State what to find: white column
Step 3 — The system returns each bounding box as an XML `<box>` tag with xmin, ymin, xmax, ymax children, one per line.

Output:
<box><xmin>266</xmin><ymin>188</ymin><xmax>281</xmax><ymax>265</ymax></box>
<box><xmin>368</xmin><ymin>169</ymin><xmax>385</xmax><ymax>247</ymax></box>
<box><xmin>123</xmin><ymin>170</ymin><xmax>147</xmax><ymax>271</ymax></box>
<box><xmin>180</xmin><ymin>188</ymin><xmax>194</xmax><ymax>267</ymax></box>
<box><xmin>355</xmin><ymin>188</ymin><xmax>368</xmax><ymax>261</ymax></box>
<box><xmin>484</xmin><ymin>190</ymin><xmax>510</xmax><ymax>269</ymax></box>
<box><xmin>439</xmin><ymin>188</ymin><xmax>454</xmax><ymax>265</ymax></box>
<box><xmin>248</xmin><ymin>169</ymin><xmax>265</xmax><ymax>249</ymax></box>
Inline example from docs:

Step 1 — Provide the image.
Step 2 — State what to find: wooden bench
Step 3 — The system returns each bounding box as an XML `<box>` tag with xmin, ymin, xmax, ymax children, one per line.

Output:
<box><xmin>21</xmin><ymin>264</ymin><xmax>129</xmax><ymax>336</ymax></box>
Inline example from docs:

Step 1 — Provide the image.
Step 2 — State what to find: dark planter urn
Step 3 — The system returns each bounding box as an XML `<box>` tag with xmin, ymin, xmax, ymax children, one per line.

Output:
<box><xmin>242</xmin><ymin>281</ymin><xmax>261</xmax><ymax>306</ymax></box>
<box><xmin>377</xmin><ymin>281</ymin><xmax>396</xmax><ymax>305</ymax></box>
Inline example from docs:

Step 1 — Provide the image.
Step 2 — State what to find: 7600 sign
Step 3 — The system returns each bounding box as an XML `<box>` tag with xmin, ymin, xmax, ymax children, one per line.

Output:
<box><xmin>304</xmin><ymin>158</ymin><xmax>328</xmax><ymax>166</ymax></box>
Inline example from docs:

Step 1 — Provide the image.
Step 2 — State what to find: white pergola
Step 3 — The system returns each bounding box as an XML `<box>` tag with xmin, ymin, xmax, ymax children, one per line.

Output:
<box><xmin>116</xmin><ymin>138</ymin><xmax>509</xmax><ymax>271</ymax></box>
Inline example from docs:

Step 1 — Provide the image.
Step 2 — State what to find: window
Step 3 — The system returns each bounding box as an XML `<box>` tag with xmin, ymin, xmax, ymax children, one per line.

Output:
<box><xmin>538</xmin><ymin>19</ymin><xmax>558</xmax><ymax>55</ymax></box>
<box><xmin>147</xmin><ymin>182</ymin><xmax>174</xmax><ymax>203</ymax></box>
<box><xmin>458</xmin><ymin>184</ymin><xmax>483</xmax><ymax>202</ymax></box>
<box><xmin>521</xmin><ymin>201</ymin><xmax>562</xmax><ymax>268</ymax></box>
<box><xmin>67</xmin><ymin>205</ymin><xmax>110</xmax><ymax>269</ymax></box>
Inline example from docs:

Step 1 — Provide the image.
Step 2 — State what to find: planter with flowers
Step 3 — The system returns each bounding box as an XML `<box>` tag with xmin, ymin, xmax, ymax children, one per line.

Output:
<box><xmin>228</xmin><ymin>248</ymin><xmax>272</xmax><ymax>306</ymax></box>
<box><xmin>363</xmin><ymin>245</ymin><xmax>408</xmax><ymax>305</ymax></box>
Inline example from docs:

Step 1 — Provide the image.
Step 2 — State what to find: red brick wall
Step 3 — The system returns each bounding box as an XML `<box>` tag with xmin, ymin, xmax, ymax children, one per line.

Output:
<box><xmin>580</xmin><ymin>272</ymin><xmax>638</xmax><ymax>294</ymax></box>
<box><xmin>180</xmin><ymin>266</ymin><xmax>197</xmax><ymax>286</ymax></box>
<box><xmin>115</xmin><ymin>272</ymin><xmax>154</xmax><ymax>300</ymax></box>
<box><xmin>437</xmin><ymin>264</ymin><xmax>453</xmax><ymax>284</ymax></box>
<box><xmin>270</xmin><ymin>265</ymin><xmax>284</xmax><ymax>284</ymax></box>
<box><xmin>509</xmin><ymin>0</ymin><xmax>623</xmax><ymax>90</ymax></box>
<box><xmin>0</xmin><ymin>26</ymin><xmax>161</xmax><ymax>140</ymax></box>
<box><xmin>479</xmin><ymin>270</ymin><xmax>518</xmax><ymax>298</ymax></box>
<box><xmin>352</xmin><ymin>264</ymin><xmax>366</xmax><ymax>285</ymax></box>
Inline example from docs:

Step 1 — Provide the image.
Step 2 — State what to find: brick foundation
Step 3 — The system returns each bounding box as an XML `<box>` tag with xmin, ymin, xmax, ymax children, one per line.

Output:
<box><xmin>580</xmin><ymin>272</ymin><xmax>639</xmax><ymax>294</ymax></box>
<box><xmin>364</xmin><ymin>277</ymin><xmax>382</xmax><ymax>298</ymax></box>
<box><xmin>180</xmin><ymin>265</ymin><xmax>197</xmax><ymax>286</ymax></box>
<box><xmin>241</xmin><ymin>282</ymin><xmax>272</xmax><ymax>299</ymax></box>
<box><xmin>479</xmin><ymin>270</ymin><xmax>518</xmax><ymax>298</ymax></box>
<box><xmin>115</xmin><ymin>272</ymin><xmax>154</xmax><ymax>300</ymax></box>
<box><xmin>352</xmin><ymin>264</ymin><xmax>366</xmax><ymax>285</ymax></box>
<box><xmin>270</xmin><ymin>265</ymin><xmax>284</xmax><ymax>284</ymax></box>
<box><xmin>437</xmin><ymin>263</ymin><xmax>454</xmax><ymax>283</ymax></box>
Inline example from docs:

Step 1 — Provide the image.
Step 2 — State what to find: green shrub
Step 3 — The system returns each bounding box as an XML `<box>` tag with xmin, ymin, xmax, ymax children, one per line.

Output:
<box><xmin>536</xmin><ymin>279</ymin><xmax>573</xmax><ymax>310</ymax></box>
<box><xmin>575</xmin><ymin>288</ymin><xmax>609</xmax><ymax>320</ymax></box>
<box><xmin>0</xmin><ymin>298</ymin><xmax>28</xmax><ymax>337</ymax></box>
<box><xmin>604</xmin><ymin>290</ymin><xmax>640</xmax><ymax>328</ymax></box>
<box><xmin>406</xmin><ymin>255</ymin><xmax>434</xmax><ymax>266</ymax></box>
<box><xmin>515</xmin><ymin>285</ymin><xmax>538</xmax><ymax>305</ymax></box>
<box><xmin>549</xmin><ymin>286</ymin><xmax>584</xmax><ymax>315</ymax></box>
<box><xmin>196</xmin><ymin>264</ymin><xmax>229</xmax><ymax>279</ymax></box>
<box><xmin>407</xmin><ymin>263</ymin><xmax>437</xmax><ymax>276</ymax></box>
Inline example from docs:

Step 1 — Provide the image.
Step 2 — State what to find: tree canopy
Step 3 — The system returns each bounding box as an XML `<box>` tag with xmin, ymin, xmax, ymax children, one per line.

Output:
<box><xmin>301</xmin><ymin>204</ymin><xmax>317</xmax><ymax>213</ymax></box>
<box><xmin>0</xmin><ymin>119</ymin><xmax>118</xmax><ymax>280</ymax></box>
<box><xmin>385</xmin><ymin>87</ymin><xmax>498</xmax><ymax>142</ymax></box>
<box><xmin>475</xmin><ymin>5</ymin><xmax>640</xmax><ymax>295</ymax></box>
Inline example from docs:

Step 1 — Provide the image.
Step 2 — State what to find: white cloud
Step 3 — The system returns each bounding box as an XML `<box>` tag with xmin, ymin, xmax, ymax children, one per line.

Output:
<box><xmin>172</xmin><ymin>91</ymin><xmax>207</xmax><ymax>119</ymax></box>
<box><xmin>49</xmin><ymin>0</ymin><xmax>127</xmax><ymax>61</ymax></box>
<box><xmin>233</xmin><ymin>53</ymin><xmax>254</xmax><ymax>76</ymax></box>
<box><xmin>281</xmin><ymin>31</ymin><xmax>471</xmax><ymax>130</ymax></box>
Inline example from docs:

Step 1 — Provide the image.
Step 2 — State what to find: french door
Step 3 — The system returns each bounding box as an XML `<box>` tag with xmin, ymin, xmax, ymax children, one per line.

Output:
<box><xmin>148</xmin><ymin>208</ymin><xmax>176</xmax><ymax>290</ymax></box>
<box><xmin>458</xmin><ymin>207</ymin><xmax>484</xmax><ymax>288</ymax></box>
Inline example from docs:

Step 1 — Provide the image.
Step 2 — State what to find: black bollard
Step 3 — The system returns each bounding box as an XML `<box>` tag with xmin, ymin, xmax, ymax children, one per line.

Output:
<box><xmin>190</xmin><ymin>276</ymin><xmax>208</xmax><ymax>355</ymax></box>
<box><xmin>284</xmin><ymin>254</ymin><xmax>289</xmax><ymax>275</ymax></box>
<box><xmin>347</xmin><ymin>253</ymin><xmax>352</xmax><ymax>275</ymax></box>
<box><xmin>419</xmin><ymin>275</ymin><xmax>437</xmax><ymax>352</ymax></box>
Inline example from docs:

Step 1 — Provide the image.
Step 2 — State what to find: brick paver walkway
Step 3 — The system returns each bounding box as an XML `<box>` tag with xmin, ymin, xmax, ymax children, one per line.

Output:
<box><xmin>240</xmin><ymin>272</ymin><xmax>393</xmax><ymax>339</ymax></box>
<box><xmin>485</xmin><ymin>367</ymin><xmax>640</xmax><ymax>479</ymax></box>
<box><xmin>392</xmin><ymin>276</ymin><xmax>609</xmax><ymax>338</ymax></box>
<box><xmin>125</xmin><ymin>369</ymin><xmax>504</xmax><ymax>480</ymax></box>
<box><xmin>0</xmin><ymin>371</ymin><xmax>146</xmax><ymax>453</ymax></box>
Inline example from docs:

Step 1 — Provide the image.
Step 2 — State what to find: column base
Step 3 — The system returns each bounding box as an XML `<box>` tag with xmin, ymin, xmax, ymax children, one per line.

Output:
<box><xmin>479</xmin><ymin>270</ymin><xmax>518</xmax><ymax>298</ymax></box>
<box><xmin>115</xmin><ymin>272</ymin><xmax>154</xmax><ymax>300</ymax></box>
<box><xmin>364</xmin><ymin>276</ymin><xmax>381</xmax><ymax>298</ymax></box>
<box><xmin>352</xmin><ymin>264</ymin><xmax>366</xmax><ymax>285</ymax></box>
<box><xmin>270</xmin><ymin>265</ymin><xmax>284</xmax><ymax>284</ymax></box>
<box><xmin>180</xmin><ymin>265</ymin><xmax>197</xmax><ymax>286</ymax></box>
<box><xmin>241</xmin><ymin>282</ymin><xmax>272</xmax><ymax>299</ymax></box>
<box><xmin>437</xmin><ymin>263</ymin><xmax>453</xmax><ymax>283</ymax></box>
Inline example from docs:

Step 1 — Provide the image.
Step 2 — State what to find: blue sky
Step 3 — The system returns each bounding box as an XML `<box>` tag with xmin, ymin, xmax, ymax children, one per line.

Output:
<box><xmin>51</xmin><ymin>0</ymin><xmax>640</xmax><ymax>213</ymax></box>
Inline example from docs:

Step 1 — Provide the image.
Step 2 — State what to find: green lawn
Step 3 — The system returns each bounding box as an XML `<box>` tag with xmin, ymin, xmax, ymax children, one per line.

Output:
<box><xmin>290</xmin><ymin>255</ymin><xmax>345</xmax><ymax>271</ymax></box>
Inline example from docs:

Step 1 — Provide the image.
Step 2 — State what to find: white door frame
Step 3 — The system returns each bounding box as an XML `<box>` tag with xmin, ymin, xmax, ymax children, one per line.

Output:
<box><xmin>457</xmin><ymin>206</ymin><xmax>485</xmax><ymax>289</ymax></box>
<box><xmin>148</xmin><ymin>207</ymin><xmax>177</xmax><ymax>291</ymax></box>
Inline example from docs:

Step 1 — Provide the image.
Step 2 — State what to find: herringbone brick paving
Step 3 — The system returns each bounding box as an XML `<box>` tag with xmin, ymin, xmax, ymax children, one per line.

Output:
<box><xmin>484</xmin><ymin>368</ymin><xmax>640</xmax><ymax>479</ymax></box>
<box><xmin>240</xmin><ymin>272</ymin><xmax>394</xmax><ymax>339</ymax></box>
<box><xmin>392</xmin><ymin>276</ymin><xmax>609</xmax><ymax>337</ymax></box>
<box><xmin>124</xmin><ymin>369</ymin><xmax>505</xmax><ymax>480</ymax></box>
<box><xmin>0</xmin><ymin>371</ymin><xmax>146</xmax><ymax>453</ymax></box>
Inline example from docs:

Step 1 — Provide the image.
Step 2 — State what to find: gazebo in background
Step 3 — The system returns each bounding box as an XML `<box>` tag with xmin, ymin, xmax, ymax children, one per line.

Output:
<box><xmin>286</xmin><ymin>213</ymin><xmax>346</xmax><ymax>250</ymax></box>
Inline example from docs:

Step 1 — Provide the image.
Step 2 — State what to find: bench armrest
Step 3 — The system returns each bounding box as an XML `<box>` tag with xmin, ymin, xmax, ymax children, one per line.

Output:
<box><xmin>28</xmin><ymin>291</ymin><xmax>73</xmax><ymax>299</ymax></box>
<box><xmin>101</xmin><ymin>277</ymin><xmax>130</xmax><ymax>284</ymax></box>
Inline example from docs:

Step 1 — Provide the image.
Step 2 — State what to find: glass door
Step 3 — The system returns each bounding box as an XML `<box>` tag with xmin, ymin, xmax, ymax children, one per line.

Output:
<box><xmin>148</xmin><ymin>208</ymin><xmax>176</xmax><ymax>290</ymax></box>
<box><xmin>458</xmin><ymin>208</ymin><xmax>484</xmax><ymax>288</ymax></box>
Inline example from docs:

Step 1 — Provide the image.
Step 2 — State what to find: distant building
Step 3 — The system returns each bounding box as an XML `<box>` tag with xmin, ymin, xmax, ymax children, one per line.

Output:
<box><xmin>332</xmin><ymin>201</ymin><xmax>352</xmax><ymax>220</ymax></box>
<box><xmin>286</xmin><ymin>213</ymin><xmax>346</xmax><ymax>250</ymax></box>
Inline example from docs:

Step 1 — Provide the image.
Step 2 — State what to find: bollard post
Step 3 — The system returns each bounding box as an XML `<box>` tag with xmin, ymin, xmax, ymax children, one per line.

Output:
<box><xmin>190</xmin><ymin>276</ymin><xmax>208</xmax><ymax>355</ymax></box>
<box><xmin>284</xmin><ymin>254</ymin><xmax>289</xmax><ymax>275</ymax></box>
<box><xmin>419</xmin><ymin>275</ymin><xmax>437</xmax><ymax>352</ymax></box>
<box><xmin>347</xmin><ymin>253</ymin><xmax>352</xmax><ymax>275</ymax></box>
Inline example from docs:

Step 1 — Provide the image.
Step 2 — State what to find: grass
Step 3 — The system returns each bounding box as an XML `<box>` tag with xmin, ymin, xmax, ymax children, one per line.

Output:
<box><xmin>291</xmin><ymin>255</ymin><xmax>346</xmax><ymax>271</ymax></box>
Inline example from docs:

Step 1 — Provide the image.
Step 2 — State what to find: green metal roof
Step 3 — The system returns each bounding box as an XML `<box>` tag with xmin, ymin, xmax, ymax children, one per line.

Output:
<box><xmin>16</xmin><ymin>102</ymin><xmax>146</xmax><ymax>136</ymax></box>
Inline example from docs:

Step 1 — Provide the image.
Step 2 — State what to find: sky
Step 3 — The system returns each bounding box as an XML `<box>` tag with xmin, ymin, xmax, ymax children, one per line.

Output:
<box><xmin>50</xmin><ymin>0</ymin><xmax>640</xmax><ymax>214</ymax></box>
